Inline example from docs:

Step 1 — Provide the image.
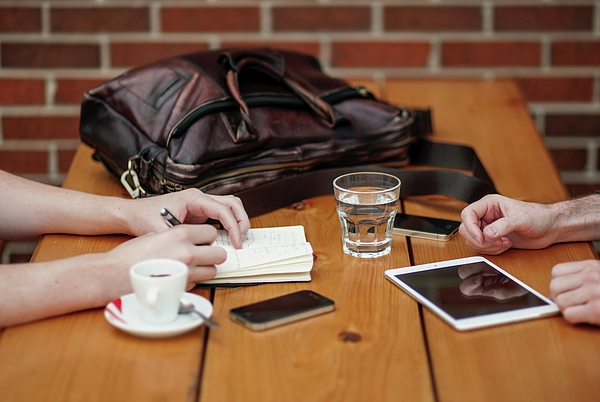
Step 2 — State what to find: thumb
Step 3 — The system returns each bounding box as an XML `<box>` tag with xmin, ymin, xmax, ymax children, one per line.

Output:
<box><xmin>483</xmin><ymin>217</ymin><xmax>516</xmax><ymax>240</ymax></box>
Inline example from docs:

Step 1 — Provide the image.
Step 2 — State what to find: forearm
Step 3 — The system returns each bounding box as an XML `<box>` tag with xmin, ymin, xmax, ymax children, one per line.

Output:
<box><xmin>0</xmin><ymin>252</ymin><xmax>129</xmax><ymax>328</ymax></box>
<box><xmin>0</xmin><ymin>170</ymin><xmax>132</xmax><ymax>239</ymax></box>
<box><xmin>550</xmin><ymin>194</ymin><xmax>600</xmax><ymax>243</ymax></box>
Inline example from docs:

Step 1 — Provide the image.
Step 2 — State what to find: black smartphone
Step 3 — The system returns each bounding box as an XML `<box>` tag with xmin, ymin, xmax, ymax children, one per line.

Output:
<box><xmin>393</xmin><ymin>213</ymin><xmax>461</xmax><ymax>241</ymax></box>
<box><xmin>229</xmin><ymin>290</ymin><xmax>335</xmax><ymax>331</ymax></box>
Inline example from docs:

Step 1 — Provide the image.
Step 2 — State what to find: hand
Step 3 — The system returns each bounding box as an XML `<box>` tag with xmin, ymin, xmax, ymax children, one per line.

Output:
<box><xmin>458</xmin><ymin>262</ymin><xmax>528</xmax><ymax>300</ymax></box>
<box><xmin>549</xmin><ymin>260</ymin><xmax>600</xmax><ymax>326</ymax></box>
<box><xmin>123</xmin><ymin>189</ymin><xmax>250</xmax><ymax>249</ymax></box>
<box><xmin>459</xmin><ymin>194</ymin><xmax>557</xmax><ymax>255</ymax></box>
<box><xmin>106</xmin><ymin>224</ymin><xmax>226</xmax><ymax>291</ymax></box>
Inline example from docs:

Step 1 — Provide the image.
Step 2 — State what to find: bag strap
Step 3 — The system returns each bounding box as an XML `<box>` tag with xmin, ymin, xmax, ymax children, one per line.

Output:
<box><xmin>234</xmin><ymin>140</ymin><xmax>497</xmax><ymax>218</ymax></box>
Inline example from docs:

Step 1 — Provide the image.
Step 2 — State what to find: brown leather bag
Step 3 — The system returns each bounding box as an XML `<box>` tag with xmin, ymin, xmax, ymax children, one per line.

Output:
<box><xmin>79</xmin><ymin>48</ymin><xmax>495</xmax><ymax>216</ymax></box>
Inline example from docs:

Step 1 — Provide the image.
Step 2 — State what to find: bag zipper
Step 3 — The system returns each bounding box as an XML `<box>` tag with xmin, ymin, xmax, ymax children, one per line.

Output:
<box><xmin>155</xmin><ymin>134</ymin><xmax>414</xmax><ymax>191</ymax></box>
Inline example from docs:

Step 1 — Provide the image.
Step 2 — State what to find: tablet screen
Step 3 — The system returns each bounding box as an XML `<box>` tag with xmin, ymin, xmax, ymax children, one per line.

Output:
<box><xmin>392</xmin><ymin>261</ymin><xmax>549</xmax><ymax>319</ymax></box>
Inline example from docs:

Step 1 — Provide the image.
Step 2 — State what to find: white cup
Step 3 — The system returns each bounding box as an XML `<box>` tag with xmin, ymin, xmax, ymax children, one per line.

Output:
<box><xmin>130</xmin><ymin>259</ymin><xmax>189</xmax><ymax>325</ymax></box>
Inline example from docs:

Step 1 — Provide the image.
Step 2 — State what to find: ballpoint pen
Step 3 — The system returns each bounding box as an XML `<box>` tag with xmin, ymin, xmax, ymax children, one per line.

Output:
<box><xmin>159</xmin><ymin>207</ymin><xmax>220</xmax><ymax>328</ymax></box>
<box><xmin>160</xmin><ymin>208</ymin><xmax>181</xmax><ymax>227</ymax></box>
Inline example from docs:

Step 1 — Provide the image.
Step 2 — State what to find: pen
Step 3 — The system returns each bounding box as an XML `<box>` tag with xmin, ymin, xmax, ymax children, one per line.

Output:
<box><xmin>160</xmin><ymin>207</ymin><xmax>219</xmax><ymax>328</ymax></box>
<box><xmin>160</xmin><ymin>208</ymin><xmax>181</xmax><ymax>227</ymax></box>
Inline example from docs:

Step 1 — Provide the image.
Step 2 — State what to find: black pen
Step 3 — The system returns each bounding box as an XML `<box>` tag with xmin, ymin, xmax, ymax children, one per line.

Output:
<box><xmin>160</xmin><ymin>208</ymin><xmax>181</xmax><ymax>227</ymax></box>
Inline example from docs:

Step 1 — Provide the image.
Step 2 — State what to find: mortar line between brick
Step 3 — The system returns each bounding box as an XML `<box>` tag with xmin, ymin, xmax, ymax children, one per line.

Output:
<box><xmin>41</xmin><ymin>2</ymin><xmax>50</xmax><ymax>37</ymax></box>
<box><xmin>482</xmin><ymin>1</ymin><xmax>494</xmax><ymax>34</ymax></box>
<box><xmin>1</xmin><ymin>31</ymin><xmax>598</xmax><ymax>44</ymax></box>
<box><xmin>149</xmin><ymin>2</ymin><xmax>161</xmax><ymax>36</ymax></box>
<box><xmin>260</xmin><ymin>1</ymin><xmax>272</xmax><ymax>36</ymax></box>
<box><xmin>586</xmin><ymin>141</ymin><xmax>598</xmax><ymax>175</ymax></box>
<box><xmin>371</xmin><ymin>2</ymin><xmax>383</xmax><ymax>36</ymax></box>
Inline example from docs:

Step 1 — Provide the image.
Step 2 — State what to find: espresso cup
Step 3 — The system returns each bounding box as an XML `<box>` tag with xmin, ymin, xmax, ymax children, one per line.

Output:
<box><xmin>130</xmin><ymin>259</ymin><xmax>188</xmax><ymax>325</ymax></box>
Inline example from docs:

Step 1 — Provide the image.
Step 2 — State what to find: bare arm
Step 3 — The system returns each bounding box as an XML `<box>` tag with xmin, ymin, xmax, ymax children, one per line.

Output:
<box><xmin>0</xmin><ymin>170</ymin><xmax>249</xmax><ymax>247</ymax></box>
<box><xmin>459</xmin><ymin>194</ymin><xmax>600</xmax><ymax>255</ymax></box>
<box><xmin>0</xmin><ymin>225</ymin><xmax>225</xmax><ymax>328</ymax></box>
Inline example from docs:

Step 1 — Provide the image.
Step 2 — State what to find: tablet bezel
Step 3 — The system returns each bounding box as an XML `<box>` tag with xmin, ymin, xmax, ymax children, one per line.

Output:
<box><xmin>384</xmin><ymin>256</ymin><xmax>560</xmax><ymax>331</ymax></box>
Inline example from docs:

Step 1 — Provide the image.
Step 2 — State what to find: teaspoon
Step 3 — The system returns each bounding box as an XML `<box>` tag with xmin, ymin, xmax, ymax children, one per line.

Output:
<box><xmin>179</xmin><ymin>298</ymin><xmax>219</xmax><ymax>328</ymax></box>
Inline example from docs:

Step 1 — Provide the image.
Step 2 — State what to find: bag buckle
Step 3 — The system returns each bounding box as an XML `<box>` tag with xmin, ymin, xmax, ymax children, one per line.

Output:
<box><xmin>120</xmin><ymin>157</ymin><xmax>147</xmax><ymax>199</ymax></box>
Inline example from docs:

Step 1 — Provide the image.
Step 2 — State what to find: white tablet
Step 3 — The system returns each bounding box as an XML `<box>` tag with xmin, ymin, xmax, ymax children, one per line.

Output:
<box><xmin>384</xmin><ymin>256</ymin><xmax>559</xmax><ymax>331</ymax></box>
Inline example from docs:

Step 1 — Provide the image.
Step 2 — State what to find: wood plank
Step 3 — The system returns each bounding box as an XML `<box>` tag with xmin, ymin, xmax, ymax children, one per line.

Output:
<box><xmin>198</xmin><ymin>79</ymin><xmax>434</xmax><ymax>402</ymax></box>
<box><xmin>0</xmin><ymin>145</ymin><xmax>211</xmax><ymax>402</ymax></box>
<box><xmin>386</xmin><ymin>79</ymin><xmax>600</xmax><ymax>402</ymax></box>
<box><xmin>200</xmin><ymin>196</ymin><xmax>434</xmax><ymax>402</ymax></box>
<box><xmin>388</xmin><ymin>79</ymin><xmax>567</xmax><ymax>203</ymax></box>
<box><xmin>2</xmin><ymin>80</ymin><xmax>597</xmax><ymax>402</ymax></box>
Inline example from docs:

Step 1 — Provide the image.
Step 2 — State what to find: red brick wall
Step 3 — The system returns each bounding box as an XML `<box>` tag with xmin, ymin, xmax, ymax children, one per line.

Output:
<box><xmin>0</xmin><ymin>0</ymin><xmax>598</xmax><ymax>196</ymax></box>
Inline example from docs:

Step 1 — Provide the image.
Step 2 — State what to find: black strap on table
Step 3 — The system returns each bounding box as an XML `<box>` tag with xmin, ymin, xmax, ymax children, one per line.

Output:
<box><xmin>234</xmin><ymin>140</ymin><xmax>498</xmax><ymax>218</ymax></box>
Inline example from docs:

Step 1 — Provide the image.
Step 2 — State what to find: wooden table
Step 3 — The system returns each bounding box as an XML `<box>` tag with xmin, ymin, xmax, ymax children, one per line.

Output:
<box><xmin>1</xmin><ymin>80</ymin><xmax>598</xmax><ymax>402</ymax></box>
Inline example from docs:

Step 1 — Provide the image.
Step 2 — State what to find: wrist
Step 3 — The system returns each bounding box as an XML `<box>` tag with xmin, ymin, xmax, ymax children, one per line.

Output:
<box><xmin>551</xmin><ymin>195</ymin><xmax>600</xmax><ymax>243</ymax></box>
<box><xmin>104</xmin><ymin>197</ymin><xmax>137</xmax><ymax>236</ymax></box>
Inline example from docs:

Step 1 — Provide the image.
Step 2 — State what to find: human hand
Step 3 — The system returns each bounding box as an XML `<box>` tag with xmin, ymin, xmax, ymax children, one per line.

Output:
<box><xmin>549</xmin><ymin>260</ymin><xmax>600</xmax><ymax>326</ymax></box>
<box><xmin>457</xmin><ymin>262</ymin><xmax>528</xmax><ymax>300</ymax></box>
<box><xmin>123</xmin><ymin>189</ymin><xmax>250</xmax><ymax>249</ymax></box>
<box><xmin>105</xmin><ymin>225</ymin><xmax>226</xmax><ymax>292</ymax></box>
<box><xmin>459</xmin><ymin>194</ymin><xmax>558</xmax><ymax>255</ymax></box>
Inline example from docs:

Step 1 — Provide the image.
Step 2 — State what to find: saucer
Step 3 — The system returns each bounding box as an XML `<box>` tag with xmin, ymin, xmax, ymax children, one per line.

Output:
<box><xmin>104</xmin><ymin>292</ymin><xmax>214</xmax><ymax>339</ymax></box>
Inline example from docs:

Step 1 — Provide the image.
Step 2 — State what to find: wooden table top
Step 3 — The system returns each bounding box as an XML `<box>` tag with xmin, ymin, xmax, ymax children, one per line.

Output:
<box><xmin>1</xmin><ymin>79</ymin><xmax>598</xmax><ymax>402</ymax></box>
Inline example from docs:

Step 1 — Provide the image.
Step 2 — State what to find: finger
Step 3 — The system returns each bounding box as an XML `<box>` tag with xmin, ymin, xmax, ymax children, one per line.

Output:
<box><xmin>461</xmin><ymin>236</ymin><xmax>510</xmax><ymax>255</ymax></box>
<box><xmin>193</xmin><ymin>196</ymin><xmax>248</xmax><ymax>249</ymax></box>
<box><xmin>551</xmin><ymin>261</ymin><xmax>587</xmax><ymax>278</ymax></box>
<box><xmin>553</xmin><ymin>287</ymin><xmax>590</xmax><ymax>310</ymax></box>
<box><xmin>561</xmin><ymin>300</ymin><xmax>600</xmax><ymax>326</ymax></box>
<box><xmin>187</xmin><ymin>266</ymin><xmax>218</xmax><ymax>285</ymax></box>
<box><xmin>482</xmin><ymin>218</ymin><xmax>515</xmax><ymax>240</ymax></box>
<box><xmin>212</xmin><ymin>195</ymin><xmax>250</xmax><ymax>243</ymax></box>
<box><xmin>459</xmin><ymin>218</ymin><xmax>485</xmax><ymax>245</ymax></box>
<box><xmin>483</xmin><ymin>210</ymin><xmax>537</xmax><ymax>243</ymax></box>
<box><xmin>549</xmin><ymin>273</ymin><xmax>584</xmax><ymax>299</ymax></box>
<box><xmin>175</xmin><ymin>224</ymin><xmax>219</xmax><ymax>245</ymax></box>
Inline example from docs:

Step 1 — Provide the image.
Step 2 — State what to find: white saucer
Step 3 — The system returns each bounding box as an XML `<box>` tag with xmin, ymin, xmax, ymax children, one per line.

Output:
<box><xmin>104</xmin><ymin>292</ymin><xmax>214</xmax><ymax>339</ymax></box>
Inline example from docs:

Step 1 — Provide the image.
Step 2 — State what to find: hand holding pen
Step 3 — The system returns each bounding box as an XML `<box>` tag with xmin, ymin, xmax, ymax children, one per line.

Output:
<box><xmin>160</xmin><ymin>208</ymin><xmax>182</xmax><ymax>227</ymax></box>
<box><xmin>161</xmin><ymin>208</ymin><xmax>211</xmax><ymax>247</ymax></box>
<box><xmin>160</xmin><ymin>207</ymin><xmax>220</xmax><ymax>328</ymax></box>
<box><xmin>160</xmin><ymin>198</ymin><xmax>248</xmax><ymax>249</ymax></box>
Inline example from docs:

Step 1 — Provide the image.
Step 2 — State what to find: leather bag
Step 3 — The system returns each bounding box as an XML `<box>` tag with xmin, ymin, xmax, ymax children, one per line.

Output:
<box><xmin>79</xmin><ymin>48</ymin><xmax>496</xmax><ymax>217</ymax></box>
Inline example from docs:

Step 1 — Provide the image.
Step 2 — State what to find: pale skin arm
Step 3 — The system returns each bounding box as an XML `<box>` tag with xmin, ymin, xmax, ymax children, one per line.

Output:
<box><xmin>459</xmin><ymin>194</ymin><xmax>600</xmax><ymax>255</ymax></box>
<box><xmin>0</xmin><ymin>170</ymin><xmax>250</xmax><ymax>247</ymax></box>
<box><xmin>0</xmin><ymin>170</ymin><xmax>251</xmax><ymax>327</ymax></box>
<box><xmin>460</xmin><ymin>194</ymin><xmax>600</xmax><ymax>326</ymax></box>
<box><xmin>0</xmin><ymin>225</ymin><xmax>226</xmax><ymax>327</ymax></box>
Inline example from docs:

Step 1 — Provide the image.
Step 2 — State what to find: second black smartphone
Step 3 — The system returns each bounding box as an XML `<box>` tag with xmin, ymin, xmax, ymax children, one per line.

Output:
<box><xmin>393</xmin><ymin>213</ymin><xmax>461</xmax><ymax>241</ymax></box>
<box><xmin>229</xmin><ymin>290</ymin><xmax>335</xmax><ymax>331</ymax></box>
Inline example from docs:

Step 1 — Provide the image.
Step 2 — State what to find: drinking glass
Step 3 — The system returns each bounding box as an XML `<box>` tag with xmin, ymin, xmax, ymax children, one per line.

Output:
<box><xmin>333</xmin><ymin>172</ymin><xmax>401</xmax><ymax>258</ymax></box>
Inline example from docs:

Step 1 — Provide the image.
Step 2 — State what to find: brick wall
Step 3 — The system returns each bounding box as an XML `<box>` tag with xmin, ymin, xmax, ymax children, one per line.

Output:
<box><xmin>0</xmin><ymin>0</ymin><xmax>599</xmax><ymax>196</ymax></box>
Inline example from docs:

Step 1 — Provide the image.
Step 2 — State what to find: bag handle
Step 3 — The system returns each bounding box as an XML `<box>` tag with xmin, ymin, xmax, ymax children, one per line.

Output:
<box><xmin>219</xmin><ymin>50</ymin><xmax>338</xmax><ymax>143</ymax></box>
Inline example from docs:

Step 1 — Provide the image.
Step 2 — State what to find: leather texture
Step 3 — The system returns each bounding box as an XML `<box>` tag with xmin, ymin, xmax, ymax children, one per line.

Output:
<box><xmin>79</xmin><ymin>48</ymin><xmax>434</xmax><ymax>198</ymax></box>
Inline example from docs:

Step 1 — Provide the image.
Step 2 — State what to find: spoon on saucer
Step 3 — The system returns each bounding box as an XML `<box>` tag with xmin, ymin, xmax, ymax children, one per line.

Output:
<box><xmin>179</xmin><ymin>298</ymin><xmax>219</xmax><ymax>328</ymax></box>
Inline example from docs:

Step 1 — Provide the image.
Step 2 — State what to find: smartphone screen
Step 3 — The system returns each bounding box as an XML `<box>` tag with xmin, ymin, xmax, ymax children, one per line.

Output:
<box><xmin>229</xmin><ymin>290</ymin><xmax>335</xmax><ymax>331</ymax></box>
<box><xmin>393</xmin><ymin>213</ymin><xmax>461</xmax><ymax>241</ymax></box>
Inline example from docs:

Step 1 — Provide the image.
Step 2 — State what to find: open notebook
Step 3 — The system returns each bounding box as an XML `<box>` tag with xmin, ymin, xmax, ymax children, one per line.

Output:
<box><xmin>200</xmin><ymin>225</ymin><xmax>313</xmax><ymax>285</ymax></box>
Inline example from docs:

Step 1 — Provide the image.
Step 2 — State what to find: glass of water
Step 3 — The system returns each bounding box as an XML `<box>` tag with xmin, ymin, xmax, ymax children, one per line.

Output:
<box><xmin>333</xmin><ymin>172</ymin><xmax>401</xmax><ymax>258</ymax></box>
